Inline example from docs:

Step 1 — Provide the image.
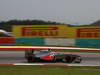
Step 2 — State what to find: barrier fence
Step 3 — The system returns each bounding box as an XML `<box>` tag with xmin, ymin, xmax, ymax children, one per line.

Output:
<box><xmin>0</xmin><ymin>46</ymin><xmax>100</xmax><ymax>52</ymax></box>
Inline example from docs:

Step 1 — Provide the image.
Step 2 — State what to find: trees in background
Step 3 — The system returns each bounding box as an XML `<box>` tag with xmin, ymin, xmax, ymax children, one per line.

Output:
<box><xmin>0</xmin><ymin>19</ymin><xmax>62</xmax><ymax>32</ymax></box>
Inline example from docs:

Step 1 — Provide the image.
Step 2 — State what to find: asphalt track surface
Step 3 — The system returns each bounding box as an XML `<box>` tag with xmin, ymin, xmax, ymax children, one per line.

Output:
<box><xmin>0</xmin><ymin>51</ymin><xmax>100</xmax><ymax>66</ymax></box>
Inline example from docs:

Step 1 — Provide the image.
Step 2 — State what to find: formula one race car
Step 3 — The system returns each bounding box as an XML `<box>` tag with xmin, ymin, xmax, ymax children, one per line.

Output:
<box><xmin>25</xmin><ymin>50</ymin><xmax>82</xmax><ymax>63</ymax></box>
<box><xmin>0</xmin><ymin>30</ymin><xmax>11</xmax><ymax>37</ymax></box>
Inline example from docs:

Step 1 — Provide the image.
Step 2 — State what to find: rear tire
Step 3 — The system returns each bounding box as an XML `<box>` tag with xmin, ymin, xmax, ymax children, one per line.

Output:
<box><xmin>62</xmin><ymin>56</ymin><xmax>73</xmax><ymax>63</ymax></box>
<box><xmin>74</xmin><ymin>57</ymin><xmax>82</xmax><ymax>63</ymax></box>
<box><xmin>27</xmin><ymin>57</ymin><xmax>34</xmax><ymax>63</ymax></box>
<box><xmin>52</xmin><ymin>56</ymin><xmax>57</xmax><ymax>63</ymax></box>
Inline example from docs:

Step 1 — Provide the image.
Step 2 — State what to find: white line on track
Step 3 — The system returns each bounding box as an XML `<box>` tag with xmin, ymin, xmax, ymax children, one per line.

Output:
<box><xmin>0</xmin><ymin>63</ymin><xmax>100</xmax><ymax>66</ymax></box>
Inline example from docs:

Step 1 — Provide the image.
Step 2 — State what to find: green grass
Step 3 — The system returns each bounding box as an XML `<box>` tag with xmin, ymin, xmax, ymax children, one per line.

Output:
<box><xmin>0</xmin><ymin>66</ymin><xmax>100</xmax><ymax>75</ymax></box>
